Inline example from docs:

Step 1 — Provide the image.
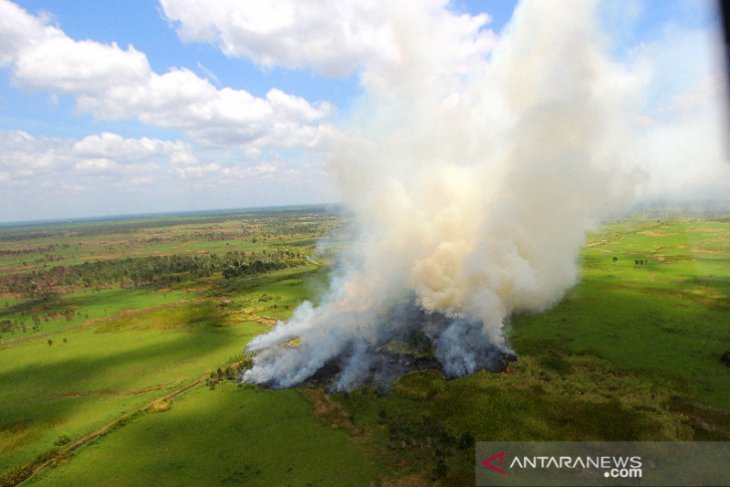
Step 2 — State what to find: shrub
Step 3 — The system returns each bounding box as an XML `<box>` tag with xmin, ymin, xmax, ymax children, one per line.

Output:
<box><xmin>721</xmin><ymin>351</ymin><xmax>730</xmax><ymax>367</ymax></box>
<box><xmin>54</xmin><ymin>435</ymin><xmax>71</xmax><ymax>446</ymax></box>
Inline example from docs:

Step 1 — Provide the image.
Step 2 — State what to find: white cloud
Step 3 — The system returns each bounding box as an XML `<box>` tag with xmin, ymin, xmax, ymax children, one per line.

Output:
<box><xmin>0</xmin><ymin>130</ymin><xmax>307</xmax><ymax>191</ymax></box>
<box><xmin>74</xmin><ymin>158</ymin><xmax>114</xmax><ymax>172</ymax></box>
<box><xmin>0</xmin><ymin>0</ymin><xmax>333</xmax><ymax>151</ymax></box>
<box><xmin>159</xmin><ymin>0</ymin><xmax>497</xmax><ymax>81</ymax></box>
<box><xmin>15</xmin><ymin>37</ymin><xmax>151</xmax><ymax>93</ymax></box>
<box><xmin>0</xmin><ymin>130</ymin><xmax>62</xmax><ymax>177</ymax></box>
<box><xmin>0</xmin><ymin>128</ymin><xmax>329</xmax><ymax>222</ymax></box>
<box><xmin>0</xmin><ymin>130</ymin><xmax>187</xmax><ymax>185</ymax></box>
<box><xmin>160</xmin><ymin>0</ymin><xmax>396</xmax><ymax>76</ymax></box>
<box><xmin>0</xmin><ymin>0</ymin><xmax>47</xmax><ymax>65</ymax></box>
<box><xmin>72</xmin><ymin>132</ymin><xmax>195</xmax><ymax>164</ymax></box>
<box><xmin>170</xmin><ymin>158</ymin><xmax>282</xmax><ymax>180</ymax></box>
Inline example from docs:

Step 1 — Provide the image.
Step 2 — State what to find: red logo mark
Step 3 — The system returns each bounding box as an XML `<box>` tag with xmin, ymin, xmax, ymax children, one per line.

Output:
<box><xmin>482</xmin><ymin>451</ymin><xmax>508</xmax><ymax>475</ymax></box>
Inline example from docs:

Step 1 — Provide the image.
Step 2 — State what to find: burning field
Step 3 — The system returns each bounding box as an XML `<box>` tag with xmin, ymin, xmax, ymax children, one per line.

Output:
<box><xmin>242</xmin><ymin>0</ymin><xmax>650</xmax><ymax>390</ymax></box>
<box><xmin>285</xmin><ymin>303</ymin><xmax>519</xmax><ymax>393</ymax></box>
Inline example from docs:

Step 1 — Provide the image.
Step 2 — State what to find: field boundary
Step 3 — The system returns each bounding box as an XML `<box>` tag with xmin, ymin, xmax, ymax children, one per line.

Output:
<box><xmin>2</xmin><ymin>373</ymin><xmax>210</xmax><ymax>487</ymax></box>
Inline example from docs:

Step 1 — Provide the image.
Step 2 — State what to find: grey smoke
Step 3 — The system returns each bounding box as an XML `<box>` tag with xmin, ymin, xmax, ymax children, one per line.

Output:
<box><xmin>247</xmin><ymin>300</ymin><xmax>511</xmax><ymax>391</ymax></box>
<box><xmin>241</xmin><ymin>0</ymin><xmax>728</xmax><ymax>390</ymax></box>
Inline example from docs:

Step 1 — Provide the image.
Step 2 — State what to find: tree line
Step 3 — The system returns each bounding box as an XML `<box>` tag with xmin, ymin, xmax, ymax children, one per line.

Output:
<box><xmin>1</xmin><ymin>250</ymin><xmax>308</xmax><ymax>296</ymax></box>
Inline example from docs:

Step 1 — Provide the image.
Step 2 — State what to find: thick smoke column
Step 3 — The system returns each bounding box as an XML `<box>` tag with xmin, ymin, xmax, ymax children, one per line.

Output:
<box><xmin>243</xmin><ymin>0</ymin><xmax>640</xmax><ymax>390</ymax></box>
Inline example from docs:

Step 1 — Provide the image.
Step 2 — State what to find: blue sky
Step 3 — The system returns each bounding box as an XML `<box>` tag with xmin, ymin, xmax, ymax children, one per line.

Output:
<box><xmin>0</xmin><ymin>0</ymin><xmax>726</xmax><ymax>222</ymax></box>
<box><xmin>4</xmin><ymin>0</ymin><xmax>357</xmax><ymax>138</ymax></box>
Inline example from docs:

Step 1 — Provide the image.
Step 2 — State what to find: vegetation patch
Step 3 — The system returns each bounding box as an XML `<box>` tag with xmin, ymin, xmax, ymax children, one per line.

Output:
<box><xmin>1</xmin><ymin>210</ymin><xmax>728</xmax><ymax>486</ymax></box>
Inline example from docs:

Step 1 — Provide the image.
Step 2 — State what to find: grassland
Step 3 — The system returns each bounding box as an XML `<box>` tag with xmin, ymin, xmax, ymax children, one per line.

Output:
<box><xmin>1</xmin><ymin>207</ymin><xmax>728</xmax><ymax>486</ymax></box>
<box><xmin>513</xmin><ymin>218</ymin><xmax>730</xmax><ymax>407</ymax></box>
<box><xmin>26</xmin><ymin>383</ymin><xmax>380</xmax><ymax>487</ymax></box>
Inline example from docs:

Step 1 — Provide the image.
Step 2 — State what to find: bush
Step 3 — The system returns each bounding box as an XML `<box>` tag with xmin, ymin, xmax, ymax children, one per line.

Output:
<box><xmin>54</xmin><ymin>435</ymin><xmax>71</xmax><ymax>446</ymax></box>
<box><xmin>721</xmin><ymin>351</ymin><xmax>730</xmax><ymax>367</ymax></box>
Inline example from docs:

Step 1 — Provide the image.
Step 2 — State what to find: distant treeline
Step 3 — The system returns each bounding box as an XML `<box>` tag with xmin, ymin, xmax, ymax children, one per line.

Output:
<box><xmin>0</xmin><ymin>207</ymin><xmax>341</xmax><ymax>242</ymax></box>
<box><xmin>0</xmin><ymin>243</ymin><xmax>70</xmax><ymax>256</ymax></box>
<box><xmin>1</xmin><ymin>250</ymin><xmax>307</xmax><ymax>296</ymax></box>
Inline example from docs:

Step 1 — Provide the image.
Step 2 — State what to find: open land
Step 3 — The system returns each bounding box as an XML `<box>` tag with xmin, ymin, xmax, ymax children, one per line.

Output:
<box><xmin>0</xmin><ymin>207</ymin><xmax>728</xmax><ymax>486</ymax></box>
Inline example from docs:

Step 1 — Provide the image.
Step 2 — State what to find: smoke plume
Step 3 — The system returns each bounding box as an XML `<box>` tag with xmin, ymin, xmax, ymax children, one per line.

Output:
<box><xmin>242</xmin><ymin>0</ymin><xmax>725</xmax><ymax>390</ymax></box>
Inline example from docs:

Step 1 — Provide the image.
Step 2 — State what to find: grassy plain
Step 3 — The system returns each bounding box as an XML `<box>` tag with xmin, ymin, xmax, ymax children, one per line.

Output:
<box><xmin>0</xmin><ymin>207</ymin><xmax>352</xmax><ymax>486</ymax></box>
<box><xmin>1</xmin><ymin>207</ymin><xmax>728</xmax><ymax>486</ymax></box>
<box><xmin>512</xmin><ymin>218</ymin><xmax>730</xmax><ymax>406</ymax></box>
<box><xmin>28</xmin><ymin>384</ymin><xmax>380</xmax><ymax>487</ymax></box>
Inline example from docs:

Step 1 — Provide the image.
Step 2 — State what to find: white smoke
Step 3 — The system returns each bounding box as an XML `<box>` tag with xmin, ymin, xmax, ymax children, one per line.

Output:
<box><xmin>242</xmin><ymin>0</ymin><xmax>728</xmax><ymax>389</ymax></box>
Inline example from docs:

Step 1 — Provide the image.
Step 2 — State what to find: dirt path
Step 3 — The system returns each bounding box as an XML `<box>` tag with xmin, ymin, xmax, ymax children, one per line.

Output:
<box><xmin>2</xmin><ymin>370</ymin><xmax>216</xmax><ymax>487</ymax></box>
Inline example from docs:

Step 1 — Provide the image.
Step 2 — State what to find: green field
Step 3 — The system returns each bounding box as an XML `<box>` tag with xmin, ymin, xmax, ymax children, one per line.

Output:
<box><xmin>1</xmin><ymin>208</ymin><xmax>728</xmax><ymax>486</ymax></box>
<box><xmin>27</xmin><ymin>384</ymin><xmax>380</xmax><ymax>487</ymax></box>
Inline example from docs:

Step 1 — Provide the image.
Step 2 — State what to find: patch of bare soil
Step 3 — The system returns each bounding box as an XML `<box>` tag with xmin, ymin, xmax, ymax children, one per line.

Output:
<box><xmin>301</xmin><ymin>388</ymin><xmax>363</xmax><ymax>436</ymax></box>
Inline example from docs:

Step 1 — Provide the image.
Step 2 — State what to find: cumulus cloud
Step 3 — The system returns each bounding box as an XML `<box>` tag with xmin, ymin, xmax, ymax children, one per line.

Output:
<box><xmin>72</xmin><ymin>132</ymin><xmax>195</xmax><ymax>163</ymax></box>
<box><xmin>160</xmin><ymin>0</ymin><xmax>397</xmax><ymax>76</ymax></box>
<box><xmin>160</xmin><ymin>0</ymin><xmax>497</xmax><ymax>80</ymax></box>
<box><xmin>16</xmin><ymin>37</ymin><xmax>151</xmax><ymax>94</ymax></box>
<box><xmin>0</xmin><ymin>130</ymin><xmax>201</xmax><ymax>190</ymax></box>
<box><xmin>0</xmin><ymin>128</ymin><xmax>331</xmax><ymax>221</ymax></box>
<box><xmin>0</xmin><ymin>130</ymin><xmax>305</xmax><ymax>192</ymax></box>
<box><xmin>0</xmin><ymin>130</ymin><xmax>194</xmax><ymax>183</ymax></box>
<box><xmin>0</xmin><ymin>0</ymin><xmax>334</xmax><ymax>151</ymax></box>
<box><xmin>0</xmin><ymin>0</ymin><xmax>47</xmax><ymax>65</ymax></box>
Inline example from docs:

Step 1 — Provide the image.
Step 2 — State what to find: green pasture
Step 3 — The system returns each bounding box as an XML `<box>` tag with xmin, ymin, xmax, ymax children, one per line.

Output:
<box><xmin>511</xmin><ymin>218</ymin><xmax>730</xmax><ymax>407</ymax></box>
<box><xmin>0</xmin><ymin>211</ymin><xmax>728</xmax><ymax>486</ymax></box>
<box><xmin>28</xmin><ymin>383</ymin><xmax>379</xmax><ymax>487</ymax></box>
<box><xmin>0</xmin><ymin>298</ymin><xmax>268</xmax><ymax>479</ymax></box>
<box><xmin>1</xmin><ymin>288</ymin><xmax>191</xmax><ymax>339</ymax></box>
<box><xmin>0</xmin><ymin>258</ymin><xmax>327</xmax><ymax>484</ymax></box>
